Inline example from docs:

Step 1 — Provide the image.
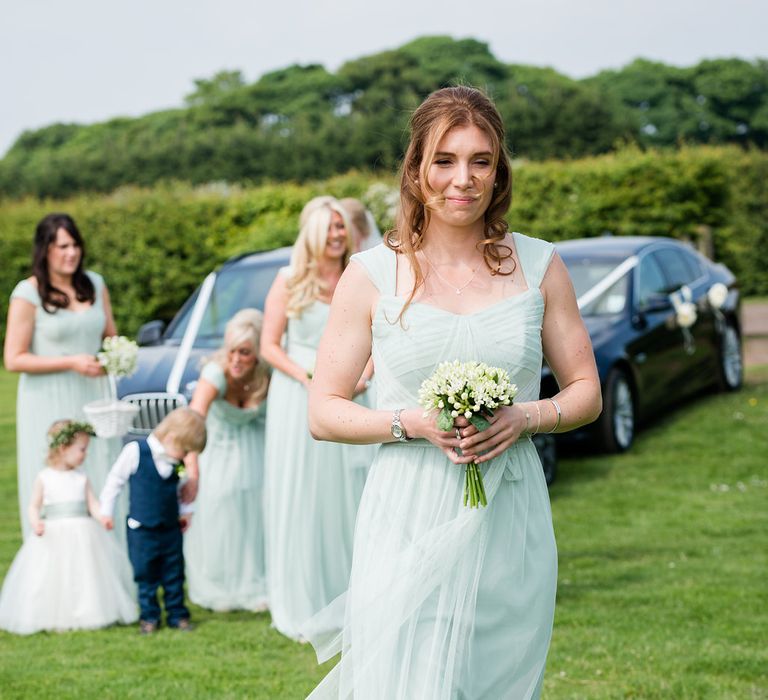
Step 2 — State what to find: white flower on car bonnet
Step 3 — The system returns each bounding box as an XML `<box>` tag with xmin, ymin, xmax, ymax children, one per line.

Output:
<box><xmin>707</xmin><ymin>282</ymin><xmax>728</xmax><ymax>310</ymax></box>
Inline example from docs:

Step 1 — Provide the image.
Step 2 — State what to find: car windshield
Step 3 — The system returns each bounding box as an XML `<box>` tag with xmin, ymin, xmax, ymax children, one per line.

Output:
<box><xmin>563</xmin><ymin>257</ymin><xmax>629</xmax><ymax>317</ymax></box>
<box><xmin>167</xmin><ymin>264</ymin><xmax>278</xmax><ymax>346</ymax></box>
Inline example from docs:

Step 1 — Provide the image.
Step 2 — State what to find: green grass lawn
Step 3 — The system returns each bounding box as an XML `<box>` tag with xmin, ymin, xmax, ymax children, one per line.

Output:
<box><xmin>0</xmin><ymin>368</ymin><xmax>766</xmax><ymax>699</ymax></box>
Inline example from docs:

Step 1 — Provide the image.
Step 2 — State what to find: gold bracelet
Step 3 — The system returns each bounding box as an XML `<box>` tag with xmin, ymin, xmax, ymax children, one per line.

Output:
<box><xmin>547</xmin><ymin>397</ymin><xmax>562</xmax><ymax>433</ymax></box>
<box><xmin>524</xmin><ymin>408</ymin><xmax>531</xmax><ymax>435</ymax></box>
<box><xmin>534</xmin><ymin>401</ymin><xmax>542</xmax><ymax>434</ymax></box>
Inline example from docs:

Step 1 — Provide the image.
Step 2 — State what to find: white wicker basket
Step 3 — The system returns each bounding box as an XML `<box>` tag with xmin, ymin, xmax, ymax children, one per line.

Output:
<box><xmin>83</xmin><ymin>399</ymin><xmax>140</xmax><ymax>438</ymax></box>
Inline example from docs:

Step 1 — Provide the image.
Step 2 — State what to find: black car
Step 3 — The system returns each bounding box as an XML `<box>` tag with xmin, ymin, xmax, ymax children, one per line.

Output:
<box><xmin>120</xmin><ymin>245</ymin><xmax>559</xmax><ymax>485</ymax></box>
<box><xmin>541</xmin><ymin>236</ymin><xmax>742</xmax><ymax>452</ymax></box>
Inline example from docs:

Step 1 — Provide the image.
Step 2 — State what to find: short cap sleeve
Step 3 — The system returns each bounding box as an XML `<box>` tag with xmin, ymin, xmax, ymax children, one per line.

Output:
<box><xmin>200</xmin><ymin>361</ymin><xmax>227</xmax><ymax>395</ymax></box>
<box><xmin>10</xmin><ymin>279</ymin><xmax>40</xmax><ymax>307</ymax></box>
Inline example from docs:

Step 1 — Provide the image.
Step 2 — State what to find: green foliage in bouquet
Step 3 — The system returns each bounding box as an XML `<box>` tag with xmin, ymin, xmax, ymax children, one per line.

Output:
<box><xmin>420</xmin><ymin>361</ymin><xmax>518</xmax><ymax>508</ymax></box>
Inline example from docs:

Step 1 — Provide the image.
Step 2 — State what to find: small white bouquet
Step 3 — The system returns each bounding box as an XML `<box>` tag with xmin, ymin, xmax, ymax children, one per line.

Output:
<box><xmin>419</xmin><ymin>360</ymin><xmax>518</xmax><ymax>508</ymax></box>
<box><xmin>671</xmin><ymin>285</ymin><xmax>697</xmax><ymax>329</ymax></box>
<box><xmin>670</xmin><ymin>286</ymin><xmax>697</xmax><ymax>355</ymax></box>
<box><xmin>97</xmin><ymin>335</ymin><xmax>138</xmax><ymax>378</ymax></box>
<box><xmin>84</xmin><ymin>336</ymin><xmax>140</xmax><ymax>438</ymax></box>
<box><xmin>707</xmin><ymin>282</ymin><xmax>728</xmax><ymax>310</ymax></box>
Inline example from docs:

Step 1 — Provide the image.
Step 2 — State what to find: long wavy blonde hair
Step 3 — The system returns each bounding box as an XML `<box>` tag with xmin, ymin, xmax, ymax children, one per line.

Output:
<box><xmin>286</xmin><ymin>197</ymin><xmax>354</xmax><ymax>318</ymax></box>
<box><xmin>386</xmin><ymin>86</ymin><xmax>515</xmax><ymax>319</ymax></box>
<box><xmin>211</xmin><ymin>308</ymin><xmax>270</xmax><ymax>404</ymax></box>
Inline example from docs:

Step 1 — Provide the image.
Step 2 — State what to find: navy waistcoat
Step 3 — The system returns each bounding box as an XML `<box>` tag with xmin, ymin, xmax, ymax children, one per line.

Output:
<box><xmin>128</xmin><ymin>439</ymin><xmax>179</xmax><ymax>528</ymax></box>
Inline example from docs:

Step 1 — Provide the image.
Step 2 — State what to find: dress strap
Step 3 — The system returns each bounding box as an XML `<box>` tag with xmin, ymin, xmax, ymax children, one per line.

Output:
<box><xmin>513</xmin><ymin>232</ymin><xmax>555</xmax><ymax>289</ymax></box>
<box><xmin>84</xmin><ymin>270</ymin><xmax>104</xmax><ymax>309</ymax></box>
<box><xmin>85</xmin><ymin>270</ymin><xmax>104</xmax><ymax>292</ymax></box>
<box><xmin>350</xmin><ymin>244</ymin><xmax>397</xmax><ymax>295</ymax></box>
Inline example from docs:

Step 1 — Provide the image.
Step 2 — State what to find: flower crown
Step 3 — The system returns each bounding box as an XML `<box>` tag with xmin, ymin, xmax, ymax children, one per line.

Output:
<box><xmin>48</xmin><ymin>422</ymin><xmax>96</xmax><ymax>450</ymax></box>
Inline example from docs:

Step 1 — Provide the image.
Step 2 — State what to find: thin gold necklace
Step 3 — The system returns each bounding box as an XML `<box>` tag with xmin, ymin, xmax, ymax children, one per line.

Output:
<box><xmin>422</xmin><ymin>253</ymin><xmax>480</xmax><ymax>295</ymax></box>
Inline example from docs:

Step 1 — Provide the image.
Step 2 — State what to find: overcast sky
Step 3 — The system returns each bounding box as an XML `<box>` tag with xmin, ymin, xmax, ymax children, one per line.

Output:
<box><xmin>1</xmin><ymin>0</ymin><xmax>765</xmax><ymax>157</ymax></box>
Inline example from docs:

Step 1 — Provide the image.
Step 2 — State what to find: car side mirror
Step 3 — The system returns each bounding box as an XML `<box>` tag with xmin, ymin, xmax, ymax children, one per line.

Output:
<box><xmin>639</xmin><ymin>294</ymin><xmax>672</xmax><ymax>314</ymax></box>
<box><xmin>137</xmin><ymin>320</ymin><xmax>166</xmax><ymax>346</ymax></box>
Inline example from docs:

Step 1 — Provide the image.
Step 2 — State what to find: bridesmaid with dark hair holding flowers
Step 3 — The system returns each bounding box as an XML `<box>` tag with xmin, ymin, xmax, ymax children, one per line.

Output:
<box><xmin>4</xmin><ymin>213</ymin><xmax>122</xmax><ymax>539</ymax></box>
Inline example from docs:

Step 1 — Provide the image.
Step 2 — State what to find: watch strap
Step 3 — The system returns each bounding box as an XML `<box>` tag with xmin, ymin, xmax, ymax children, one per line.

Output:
<box><xmin>391</xmin><ymin>408</ymin><xmax>410</xmax><ymax>442</ymax></box>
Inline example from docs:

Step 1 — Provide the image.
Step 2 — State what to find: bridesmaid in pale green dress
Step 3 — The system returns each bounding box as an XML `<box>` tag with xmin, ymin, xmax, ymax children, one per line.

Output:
<box><xmin>3</xmin><ymin>213</ymin><xmax>122</xmax><ymax>541</ymax></box>
<box><xmin>261</xmin><ymin>197</ymin><xmax>374</xmax><ymax>641</ymax></box>
<box><xmin>304</xmin><ymin>87</ymin><xmax>603</xmax><ymax>698</ymax></box>
<box><xmin>184</xmin><ymin>308</ymin><xmax>270</xmax><ymax>612</ymax></box>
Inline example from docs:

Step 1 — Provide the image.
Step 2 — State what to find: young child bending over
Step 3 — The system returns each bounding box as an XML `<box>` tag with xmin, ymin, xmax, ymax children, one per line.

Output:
<box><xmin>100</xmin><ymin>407</ymin><xmax>206</xmax><ymax>635</ymax></box>
<box><xmin>0</xmin><ymin>420</ymin><xmax>137</xmax><ymax>634</ymax></box>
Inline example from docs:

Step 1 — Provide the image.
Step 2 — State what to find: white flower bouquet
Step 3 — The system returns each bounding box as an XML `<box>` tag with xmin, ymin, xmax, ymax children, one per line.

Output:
<box><xmin>419</xmin><ymin>360</ymin><xmax>518</xmax><ymax>508</ymax></box>
<box><xmin>97</xmin><ymin>335</ymin><xmax>139</xmax><ymax>378</ymax></box>
<box><xmin>84</xmin><ymin>336</ymin><xmax>139</xmax><ymax>438</ymax></box>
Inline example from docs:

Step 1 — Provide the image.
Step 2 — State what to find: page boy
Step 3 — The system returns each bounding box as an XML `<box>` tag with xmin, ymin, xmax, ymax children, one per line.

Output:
<box><xmin>100</xmin><ymin>407</ymin><xmax>206</xmax><ymax>634</ymax></box>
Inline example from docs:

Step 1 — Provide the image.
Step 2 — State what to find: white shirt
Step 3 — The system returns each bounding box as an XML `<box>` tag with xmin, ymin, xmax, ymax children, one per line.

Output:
<box><xmin>99</xmin><ymin>433</ymin><xmax>193</xmax><ymax>522</ymax></box>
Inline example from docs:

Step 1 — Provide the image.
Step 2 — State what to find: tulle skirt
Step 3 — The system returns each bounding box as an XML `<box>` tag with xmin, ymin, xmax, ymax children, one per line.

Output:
<box><xmin>304</xmin><ymin>438</ymin><xmax>557</xmax><ymax>699</ymax></box>
<box><xmin>264</xmin><ymin>368</ymin><xmax>372</xmax><ymax>640</ymax></box>
<box><xmin>0</xmin><ymin>516</ymin><xmax>137</xmax><ymax>635</ymax></box>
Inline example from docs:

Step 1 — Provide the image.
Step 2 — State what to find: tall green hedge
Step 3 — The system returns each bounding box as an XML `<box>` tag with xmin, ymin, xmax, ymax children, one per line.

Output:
<box><xmin>0</xmin><ymin>147</ymin><xmax>765</xmax><ymax>346</ymax></box>
<box><xmin>510</xmin><ymin>146</ymin><xmax>768</xmax><ymax>297</ymax></box>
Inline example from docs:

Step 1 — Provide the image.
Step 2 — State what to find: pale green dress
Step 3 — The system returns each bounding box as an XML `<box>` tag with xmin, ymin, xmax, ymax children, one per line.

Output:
<box><xmin>184</xmin><ymin>361</ymin><xmax>268</xmax><ymax>611</ymax></box>
<box><xmin>305</xmin><ymin>234</ymin><xmax>559</xmax><ymax>699</ymax></box>
<box><xmin>11</xmin><ymin>272</ymin><xmax>123</xmax><ymax>541</ymax></box>
<box><xmin>264</xmin><ymin>270</ymin><xmax>373</xmax><ymax>641</ymax></box>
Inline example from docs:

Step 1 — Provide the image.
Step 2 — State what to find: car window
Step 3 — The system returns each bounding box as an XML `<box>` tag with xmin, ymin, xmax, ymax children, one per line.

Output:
<box><xmin>652</xmin><ymin>249</ymin><xmax>698</xmax><ymax>291</ymax></box>
<box><xmin>168</xmin><ymin>264</ymin><xmax>280</xmax><ymax>343</ymax></box>
<box><xmin>563</xmin><ymin>259</ymin><xmax>623</xmax><ymax>299</ymax></box>
<box><xmin>581</xmin><ymin>274</ymin><xmax>629</xmax><ymax>316</ymax></box>
<box><xmin>680</xmin><ymin>248</ymin><xmax>705</xmax><ymax>279</ymax></box>
<box><xmin>637</xmin><ymin>255</ymin><xmax>668</xmax><ymax>307</ymax></box>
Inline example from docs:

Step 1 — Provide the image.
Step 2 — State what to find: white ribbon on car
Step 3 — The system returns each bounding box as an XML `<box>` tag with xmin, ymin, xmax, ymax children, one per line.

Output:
<box><xmin>576</xmin><ymin>256</ymin><xmax>638</xmax><ymax>310</ymax></box>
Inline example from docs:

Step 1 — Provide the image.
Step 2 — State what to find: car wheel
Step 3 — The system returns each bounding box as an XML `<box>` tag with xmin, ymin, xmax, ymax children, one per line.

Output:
<box><xmin>716</xmin><ymin>323</ymin><xmax>743</xmax><ymax>392</ymax></box>
<box><xmin>598</xmin><ymin>368</ymin><xmax>635</xmax><ymax>453</ymax></box>
<box><xmin>532</xmin><ymin>433</ymin><xmax>557</xmax><ymax>486</ymax></box>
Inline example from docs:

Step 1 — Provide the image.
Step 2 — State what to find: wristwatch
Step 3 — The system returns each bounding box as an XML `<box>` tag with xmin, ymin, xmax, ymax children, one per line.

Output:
<box><xmin>391</xmin><ymin>408</ymin><xmax>411</xmax><ymax>442</ymax></box>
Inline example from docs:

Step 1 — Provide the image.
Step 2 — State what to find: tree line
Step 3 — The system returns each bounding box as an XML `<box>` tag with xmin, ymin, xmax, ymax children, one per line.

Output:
<box><xmin>2</xmin><ymin>36</ymin><xmax>766</xmax><ymax>199</ymax></box>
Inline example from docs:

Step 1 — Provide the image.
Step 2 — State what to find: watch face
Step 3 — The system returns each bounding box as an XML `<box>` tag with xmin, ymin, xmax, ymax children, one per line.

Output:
<box><xmin>391</xmin><ymin>423</ymin><xmax>404</xmax><ymax>439</ymax></box>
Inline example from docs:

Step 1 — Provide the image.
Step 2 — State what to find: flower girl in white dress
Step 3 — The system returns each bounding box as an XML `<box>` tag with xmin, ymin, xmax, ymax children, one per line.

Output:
<box><xmin>0</xmin><ymin>420</ymin><xmax>137</xmax><ymax>635</ymax></box>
